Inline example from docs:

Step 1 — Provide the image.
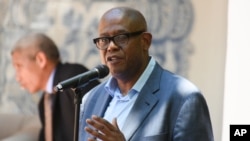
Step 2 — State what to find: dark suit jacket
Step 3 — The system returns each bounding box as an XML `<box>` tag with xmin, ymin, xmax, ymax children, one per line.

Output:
<box><xmin>79</xmin><ymin>62</ymin><xmax>214</xmax><ymax>141</ymax></box>
<box><xmin>38</xmin><ymin>62</ymin><xmax>100</xmax><ymax>141</ymax></box>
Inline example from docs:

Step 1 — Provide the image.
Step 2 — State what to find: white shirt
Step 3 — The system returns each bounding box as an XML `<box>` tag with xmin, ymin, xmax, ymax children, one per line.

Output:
<box><xmin>46</xmin><ymin>68</ymin><xmax>56</xmax><ymax>94</ymax></box>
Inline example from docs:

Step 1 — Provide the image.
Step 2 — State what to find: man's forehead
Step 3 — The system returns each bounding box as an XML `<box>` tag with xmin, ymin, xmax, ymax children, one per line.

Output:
<box><xmin>14</xmin><ymin>40</ymin><xmax>39</xmax><ymax>53</ymax></box>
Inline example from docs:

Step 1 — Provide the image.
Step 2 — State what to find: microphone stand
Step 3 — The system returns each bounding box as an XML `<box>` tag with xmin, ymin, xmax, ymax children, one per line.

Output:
<box><xmin>73</xmin><ymin>86</ymin><xmax>86</xmax><ymax>141</ymax></box>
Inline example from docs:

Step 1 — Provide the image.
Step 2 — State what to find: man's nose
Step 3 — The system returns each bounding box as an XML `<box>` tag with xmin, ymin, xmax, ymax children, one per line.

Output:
<box><xmin>107</xmin><ymin>40</ymin><xmax>120</xmax><ymax>51</ymax></box>
<box><xmin>15</xmin><ymin>72</ymin><xmax>21</xmax><ymax>82</ymax></box>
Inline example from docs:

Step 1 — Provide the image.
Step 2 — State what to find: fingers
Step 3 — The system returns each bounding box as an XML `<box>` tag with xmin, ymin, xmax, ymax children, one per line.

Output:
<box><xmin>85</xmin><ymin>126</ymin><xmax>105</xmax><ymax>140</ymax></box>
<box><xmin>84</xmin><ymin>115</ymin><xmax>126</xmax><ymax>141</ymax></box>
<box><xmin>92</xmin><ymin>115</ymin><xmax>116</xmax><ymax>131</ymax></box>
<box><xmin>85</xmin><ymin>116</ymin><xmax>110</xmax><ymax>135</ymax></box>
<box><xmin>111</xmin><ymin>118</ymin><xmax>119</xmax><ymax>130</ymax></box>
<box><xmin>86</xmin><ymin>117</ymin><xmax>105</xmax><ymax>130</ymax></box>
<box><xmin>87</xmin><ymin>137</ymin><xmax>97</xmax><ymax>141</ymax></box>
<box><xmin>84</xmin><ymin>115</ymin><xmax>112</xmax><ymax>141</ymax></box>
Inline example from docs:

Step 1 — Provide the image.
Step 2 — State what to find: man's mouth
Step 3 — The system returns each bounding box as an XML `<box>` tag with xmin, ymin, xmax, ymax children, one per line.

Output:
<box><xmin>107</xmin><ymin>56</ymin><xmax>121</xmax><ymax>63</ymax></box>
<box><xmin>108</xmin><ymin>57</ymin><xmax>117</xmax><ymax>61</ymax></box>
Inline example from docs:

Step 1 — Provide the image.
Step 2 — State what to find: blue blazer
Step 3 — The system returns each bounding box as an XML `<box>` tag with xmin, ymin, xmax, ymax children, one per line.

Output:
<box><xmin>79</xmin><ymin>62</ymin><xmax>214</xmax><ymax>141</ymax></box>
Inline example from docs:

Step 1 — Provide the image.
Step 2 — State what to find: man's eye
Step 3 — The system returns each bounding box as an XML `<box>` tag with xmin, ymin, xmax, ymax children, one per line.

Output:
<box><xmin>115</xmin><ymin>35</ymin><xmax>127</xmax><ymax>42</ymax></box>
<box><xmin>100</xmin><ymin>38</ymin><xmax>109</xmax><ymax>43</ymax></box>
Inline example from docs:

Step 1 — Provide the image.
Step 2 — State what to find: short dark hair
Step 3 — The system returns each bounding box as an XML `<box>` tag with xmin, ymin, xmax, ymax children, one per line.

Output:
<box><xmin>12</xmin><ymin>33</ymin><xmax>61</xmax><ymax>64</ymax></box>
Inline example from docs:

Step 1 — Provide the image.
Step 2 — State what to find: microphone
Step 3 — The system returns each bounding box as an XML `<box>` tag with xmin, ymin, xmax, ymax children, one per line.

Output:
<box><xmin>54</xmin><ymin>64</ymin><xmax>109</xmax><ymax>92</ymax></box>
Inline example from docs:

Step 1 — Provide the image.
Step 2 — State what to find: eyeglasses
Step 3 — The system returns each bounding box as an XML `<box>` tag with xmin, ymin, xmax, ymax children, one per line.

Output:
<box><xmin>93</xmin><ymin>30</ymin><xmax>145</xmax><ymax>50</ymax></box>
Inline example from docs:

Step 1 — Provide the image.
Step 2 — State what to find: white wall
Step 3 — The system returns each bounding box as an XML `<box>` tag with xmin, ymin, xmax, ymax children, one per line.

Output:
<box><xmin>190</xmin><ymin>0</ymin><xmax>228</xmax><ymax>141</ymax></box>
<box><xmin>222</xmin><ymin>0</ymin><xmax>250</xmax><ymax>141</ymax></box>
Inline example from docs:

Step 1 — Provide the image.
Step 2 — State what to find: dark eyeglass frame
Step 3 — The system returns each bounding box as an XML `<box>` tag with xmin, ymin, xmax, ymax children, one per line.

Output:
<box><xmin>93</xmin><ymin>30</ymin><xmax>145</xmax><ymax>50</ymax></box>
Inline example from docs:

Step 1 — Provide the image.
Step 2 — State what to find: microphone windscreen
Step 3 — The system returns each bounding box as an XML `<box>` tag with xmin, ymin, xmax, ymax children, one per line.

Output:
<box><xmin>96</xmin><ymin>64</ymin><xmax>109</xmax><ymax>78</ymax></box>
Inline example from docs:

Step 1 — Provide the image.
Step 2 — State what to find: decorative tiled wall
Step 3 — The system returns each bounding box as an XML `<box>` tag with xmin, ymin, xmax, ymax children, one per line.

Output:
<box><xmin>0</xmin><ymin>0</ymin><xmax>194</xmax><ymax>114</ymax></box>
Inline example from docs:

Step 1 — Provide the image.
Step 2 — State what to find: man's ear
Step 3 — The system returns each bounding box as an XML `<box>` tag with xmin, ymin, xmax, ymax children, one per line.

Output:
<box><xmin>35</xmin><ymin>51</ymin><xmax>47</xmax><ymax>68</ymax></box>
<box><xmin>142</xmin><ymin>32</ymin><xmax>152</xmax><ymax>51</ymax></box>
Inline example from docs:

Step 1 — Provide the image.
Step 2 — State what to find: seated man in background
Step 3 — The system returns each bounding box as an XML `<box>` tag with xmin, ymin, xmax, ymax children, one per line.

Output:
<box><xmin>11</xmin><ymin>33</ymin><xmax>100</xmax><ymax>141</ymax></box>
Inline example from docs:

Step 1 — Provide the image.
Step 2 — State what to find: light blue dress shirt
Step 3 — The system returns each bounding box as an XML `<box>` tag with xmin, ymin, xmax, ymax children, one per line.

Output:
<box><xmin>103</xmin><ymin>57</ymin><xmax>156</xmax><ymax>129</ymax></box>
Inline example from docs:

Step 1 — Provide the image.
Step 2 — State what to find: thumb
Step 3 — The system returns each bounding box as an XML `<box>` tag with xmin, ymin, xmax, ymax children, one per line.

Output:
<box><xmin>112</xmin><ymin>118</ymin><xmax>120</xmax><ymax>130</ymax></box>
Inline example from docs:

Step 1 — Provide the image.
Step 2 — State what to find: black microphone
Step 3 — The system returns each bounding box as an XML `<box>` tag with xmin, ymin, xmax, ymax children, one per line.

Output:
<box><xmin>54</xmin><ymin>64</ymin><xmax>109</xmax><ymax>92</ymax></box>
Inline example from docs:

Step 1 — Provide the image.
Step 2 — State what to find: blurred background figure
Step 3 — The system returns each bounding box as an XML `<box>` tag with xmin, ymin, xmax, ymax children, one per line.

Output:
<box><xmin>10</xmin><ymin>33</ymin><xmax>100</xmax><ymax>141</ymax></box>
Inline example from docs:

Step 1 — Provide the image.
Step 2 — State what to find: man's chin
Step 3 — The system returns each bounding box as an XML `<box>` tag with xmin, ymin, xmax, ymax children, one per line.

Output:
<box><xmin>20</xmin><ymin>87</ymin><xmax>37</xmax><ymax>94</ymax></box>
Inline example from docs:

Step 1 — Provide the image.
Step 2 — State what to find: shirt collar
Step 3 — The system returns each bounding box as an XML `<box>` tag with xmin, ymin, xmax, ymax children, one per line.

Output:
<box><xmin>46</xmin><ymin>68</ymin><xmax>56</xmax><ymax>94</ymax></box>
<box><xmin>105</xmin><ymin>56</ymin><xmax>156</xmax><ymax>97</ymax></box>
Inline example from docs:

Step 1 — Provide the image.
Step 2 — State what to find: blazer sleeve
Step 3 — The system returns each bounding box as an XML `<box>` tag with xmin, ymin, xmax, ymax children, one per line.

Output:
<box><xmin>173</xmin><ymin>93</ymin><xmax>214</xmax><ymax>141</ymax></box>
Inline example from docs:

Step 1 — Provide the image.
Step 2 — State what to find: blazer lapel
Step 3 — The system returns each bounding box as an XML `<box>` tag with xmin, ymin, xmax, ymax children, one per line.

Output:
<box><xmin>95</xmin><ymin>91</ymin><xmax>112</xmax><ymax>117</ymax></box>
<box><xmin>84</xmin><ymin>82</ymin><xmax>113</xmax><ymax>118</ymax></box>
<box><xmin>122</xmin><ymin>90</ymin><xmax>158</xmax><ymax>140</ymax></box>
<box><xmin>122</xmin><ymin>63</ymin><xmax>162</xmax><ymax>140</ymax></box>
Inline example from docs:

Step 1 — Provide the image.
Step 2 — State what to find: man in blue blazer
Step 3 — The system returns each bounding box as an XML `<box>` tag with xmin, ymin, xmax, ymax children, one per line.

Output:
<box><xmin>79</xmin><ymin>7</ymin><xmax>214</xmax><ymax>141</ymax></box>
